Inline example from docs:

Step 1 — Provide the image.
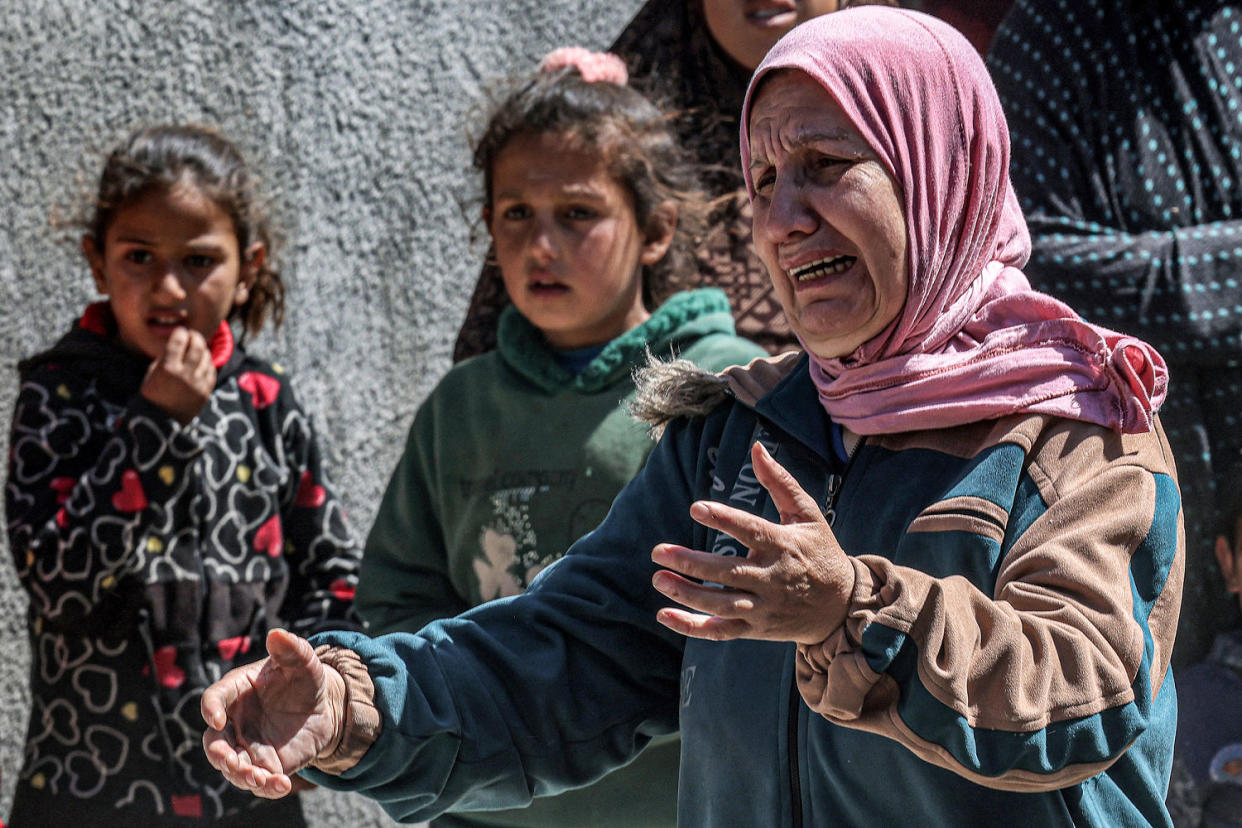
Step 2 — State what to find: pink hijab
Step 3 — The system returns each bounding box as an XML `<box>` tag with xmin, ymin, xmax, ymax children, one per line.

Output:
<box><xmin>740</xmin><ymin>8</ymin><xmax>1167</xmax><ymax>435</ymax></box>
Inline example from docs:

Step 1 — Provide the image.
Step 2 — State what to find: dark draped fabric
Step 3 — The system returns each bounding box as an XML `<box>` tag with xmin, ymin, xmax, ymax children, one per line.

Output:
<box><xmin>990</xmin><ymin>0</ymin><xmax>1242</xmax><ymax>682</ymax></box>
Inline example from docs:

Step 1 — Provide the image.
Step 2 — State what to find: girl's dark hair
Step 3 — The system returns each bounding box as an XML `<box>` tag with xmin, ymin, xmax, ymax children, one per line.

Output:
<box><xmin>473</xmin><ymin>66</ymin><xmax>708</xmax><ymax>308</ymax></box>
<box><xmin>85</xmin><ymin>124</ymin><xmax>284</xmax><ymax>339</ymax></box>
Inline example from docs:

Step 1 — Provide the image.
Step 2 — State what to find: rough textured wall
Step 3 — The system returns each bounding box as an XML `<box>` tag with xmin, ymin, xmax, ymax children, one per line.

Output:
<box><xmin>0</xmin><ymin>0</ymin><xmax>643</xmax><ymax>823</ymax></box>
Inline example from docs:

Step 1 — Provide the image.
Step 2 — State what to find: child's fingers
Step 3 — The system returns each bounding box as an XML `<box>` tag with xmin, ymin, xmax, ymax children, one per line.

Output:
<box><xmin>181</xmin><ymin>328</ymin><xmax>208</xmax><ymax>368</ymax></box>
<box><xmin>160</xmin><ymin>326</ymin><xmax>190</xmax><ymax>368</ymax></box>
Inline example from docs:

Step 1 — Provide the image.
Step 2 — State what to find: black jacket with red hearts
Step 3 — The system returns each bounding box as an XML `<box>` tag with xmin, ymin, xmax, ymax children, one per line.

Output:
<box><xmin>5</xmin><ymin>304</ymin><xmax>363</xmax><ymax>824</ymax></box>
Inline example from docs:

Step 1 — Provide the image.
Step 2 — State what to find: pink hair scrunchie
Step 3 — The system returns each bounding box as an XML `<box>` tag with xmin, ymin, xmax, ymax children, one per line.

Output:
<box><xmin>539</xmin><ymin>47</ymin><xmax>628</xmax><ymax>85</ymax></box>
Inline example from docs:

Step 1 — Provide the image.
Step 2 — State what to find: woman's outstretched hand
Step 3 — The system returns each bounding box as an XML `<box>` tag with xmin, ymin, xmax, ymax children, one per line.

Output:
<box><xmin>651</xmin><ymin>441</ymin><xmax>855</xmax><ymax>645</ymax></box>
<box><xmin>201</xmin><ymin>628</ymin><xmax>346</xmax><ymax>798</ymax></box>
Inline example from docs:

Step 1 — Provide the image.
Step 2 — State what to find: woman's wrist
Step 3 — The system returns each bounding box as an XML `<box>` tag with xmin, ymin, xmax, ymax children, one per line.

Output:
<box><xmin>311</xmin><ymin>645</ymin><xmax>383</xmax><ymax>774</ymax></box>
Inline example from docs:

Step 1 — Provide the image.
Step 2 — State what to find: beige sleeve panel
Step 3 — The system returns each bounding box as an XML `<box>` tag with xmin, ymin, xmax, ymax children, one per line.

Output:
<box><xmin>719</xmin><ymin>350</ymin><xmax>801</xmax><ymax>407</ymax></box>
<box><xmin>312</xmin><ymin>644</ymin><xmax>383</xmax><ymax>775</ymax></box>
<box><xmin>796</xmin><ymin>419</ymin><xmax>1184</xmax><ymax>791</ymax></box>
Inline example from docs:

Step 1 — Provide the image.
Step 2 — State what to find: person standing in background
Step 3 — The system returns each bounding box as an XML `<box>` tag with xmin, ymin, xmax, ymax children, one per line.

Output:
<box><xmin>5</xmin><ymin>125</ymin><xmax>363</xmax><ymax>825</ymax></box>
<box><xmin>989</xmin><ymin>0</ymin><xmax>1242</xmax><ymax>673</ymax></box>
<box><xmin>356</xmin><ymin>49</ymin><xmax>764</xmax><ymax>828</ymax></box>
<box><xmin>452</xmin><ymin>0</ymin><xmax>898</xmax><ymax>361</ymax></box>
<box><xmin>1170</xmin><ymin>460</ymin><xmax>1242</xmax><ymax>825</ymax></box>
<box><xmin>910</xmin><ymin>0</ymin><xmax>1014</xmax><ymax>53</ymax></box>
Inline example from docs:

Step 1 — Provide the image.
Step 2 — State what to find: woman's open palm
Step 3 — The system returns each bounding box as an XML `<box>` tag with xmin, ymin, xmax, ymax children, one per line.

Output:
<box><xmin>201</xmin><ymin>628</ymin><xmax>345</xmax><ymax>798</ymax></box>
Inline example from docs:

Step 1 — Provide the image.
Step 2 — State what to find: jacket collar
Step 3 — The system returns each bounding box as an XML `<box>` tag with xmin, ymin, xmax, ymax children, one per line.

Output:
<box><xmin>751</xmin><ymin>354</ymin><xmax>839</xmax><ymax>467</ymax></box>
<box><xmin>719</xmin><ymin>351</ymin><xmax>838</xmax><ymax>467</ymax></box>
<box><xmin>496</xmin><ymin>288</ymin><xmax>736</xmax><ymax>395</ymax></box>
<box><xmin>20</xmin><ymin>303</ymin><xmax>245</xmax><ymax>390</ymax></box>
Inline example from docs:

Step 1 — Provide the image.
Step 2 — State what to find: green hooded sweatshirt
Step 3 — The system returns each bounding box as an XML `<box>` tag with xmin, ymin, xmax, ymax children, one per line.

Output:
<box><xmin>357</xmin><ymin>287</ymin><xmax>764</xmax><ymax>828</ymax></box>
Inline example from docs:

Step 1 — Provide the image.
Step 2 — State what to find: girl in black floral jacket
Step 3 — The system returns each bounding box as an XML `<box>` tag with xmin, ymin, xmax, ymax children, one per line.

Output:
<box><xmin>5</xmin><ymin>125</ymin><xmax>362</xmax><ymax>826</ymax></box>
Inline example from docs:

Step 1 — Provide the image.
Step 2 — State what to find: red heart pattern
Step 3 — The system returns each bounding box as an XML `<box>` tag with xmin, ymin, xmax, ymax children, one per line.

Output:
<box><xmin>10</xmin><ymin>339</ymin><xmax>364</xmax><ymax>817</ymax></box>
<box><xmin>170</xmin><ymin>794</ymin><xmax>203</xmax><ymax>817</ymax></box>
<box><xmin>295</xmin><ymin>470</ymin><xmax>326</xmax><ymax>508</ymax></box>
<box><xmin>254</xmin><ymin>515</ymin><xmax>283</xmax><ymax>557</ymax></box>
<box><xmin>50</xmin><ymin>476</ymin><xmax>75</xmax><ymax>504</ymax></box>
<box><xmin>216</xmin><ymin>635</ymin><xmax>253</xmax><ymax>661</ymax></box>
<box><xmin>237</xmin><ymin>371</ymin><xmax>280</xmax><ymax>409</ymax></box>
<box><xmin>152</xmin><ymin>646</ymin><xmax>185</xmax><ymax>689</ymax></box>
<box><xmin>111</xmin><ymin>470</ymin><xmax>147</xmax><ymax>512</ymax></box>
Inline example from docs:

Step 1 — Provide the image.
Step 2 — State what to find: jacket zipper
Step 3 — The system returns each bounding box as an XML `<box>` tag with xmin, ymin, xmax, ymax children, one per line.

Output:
<box><xmin>788</xmin><ymin>678</ymin><xmax>805</xmax><ymax>828</ymax></box>
<box><xmin>787</xmin><ymin>444</ymin><xmax>851</xmax><ymax>828</ymax></box>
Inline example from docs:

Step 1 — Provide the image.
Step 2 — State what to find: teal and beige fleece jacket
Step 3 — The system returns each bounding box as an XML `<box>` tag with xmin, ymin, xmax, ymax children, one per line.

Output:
<box><xmin>355</xmin><ymin>287</ymin><xmax>764</xmax><ymax>827</ymax></box>
<box><xmin>315</xmin><ymin>350</ymin><xmax>1183</xmax><ymax>827</ymax></box>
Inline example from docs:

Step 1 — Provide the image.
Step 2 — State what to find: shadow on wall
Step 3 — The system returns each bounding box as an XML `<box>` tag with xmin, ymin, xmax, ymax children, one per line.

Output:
<box><xmin>0</xmin><ymin>1</ymin><xmax>643</xmax><ymax>825</ymax></box>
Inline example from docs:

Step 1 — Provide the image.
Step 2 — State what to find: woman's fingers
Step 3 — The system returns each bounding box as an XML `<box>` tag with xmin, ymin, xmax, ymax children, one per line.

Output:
<box><xmin>266</xmin><ymin>627</ymin><xmax>315</xmax><ymax>671</ymax></box>
<box><xmin>203</xmin><ymin>726</ymin><xmax>293</xmax><ymax>798</ymax></box>
<box><xmin>651</xmin><ymin>543</ymin><xmax>759</xmax><ymax>588</ymax></box>
<box><xmin>651</xmin><ymin>563</ymin><xmax>757</xmax><ymax>616</ymax></box>
<box><xmin>750</xmin><ymin>442</ymin><xmax>825</xmax><ymax>525</ymax></box>
<box><xmin>684</xmin><ymin>442</ymin><xmax>825</xmax><ymax>556</ymax></box>
<box><xmin>203</xmin><ymin>726</ymin><xmax>239</xmax><ymax>772</ymax></box>
<box><xmin>687</xmin><ymin>499</ymin><xmax>784</xmax><ymax>557</ymax></box>
<box><xmin>201</xmin><ymin>666</ymin><xmax>250</xmax><ymax>731</ymax></box>
<box><xmin>248</xmin><ymin>765</ymin><xmax>293</xmax><ymax>799</ymax></box>
<box><xmin>655</xmin><ymin>607</ymin><xmax>750</xmax><ymax>641</ymax></box>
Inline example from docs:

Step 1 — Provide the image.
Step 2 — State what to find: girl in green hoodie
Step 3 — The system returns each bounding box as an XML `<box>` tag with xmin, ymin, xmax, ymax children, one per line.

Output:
<box><xmin>354</xmin><ymin>48</ymin><xmax>764</xmax><ymax>828</ymax></box>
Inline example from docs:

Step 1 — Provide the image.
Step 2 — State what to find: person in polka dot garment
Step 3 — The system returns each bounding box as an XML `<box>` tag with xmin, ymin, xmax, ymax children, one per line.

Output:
<box><xmin>990</xmin><ymin>0</ymin><xmax>1242</xmax><ymax>679</ymax></box>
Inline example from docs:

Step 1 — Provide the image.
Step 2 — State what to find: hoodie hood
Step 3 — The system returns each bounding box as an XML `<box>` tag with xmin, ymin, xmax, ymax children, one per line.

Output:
<box><xmin>495</xmin><ymin>287</ymin><xmax>739</xmax><ymax>394</ymax></box>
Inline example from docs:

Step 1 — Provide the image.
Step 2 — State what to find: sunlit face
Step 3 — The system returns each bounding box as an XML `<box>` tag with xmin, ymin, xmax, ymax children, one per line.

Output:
<box><xmin>488</xmin><ymin>132</ymin><xmax>672</xmax><ymax>351</ymax></box>
<box><xmin>702</xmin><ymin>0</ymin><xmax>841</xmax><ymax>70</ymax></box>
<box><xmin>84</xmin><ymin>184</ymin><xmax>259</xmax><ymax>360</ymax></box>
<box><xmin>748</xmin><ymin>70</ymin><xmax>908</xmax><ymax>359</ymax></box>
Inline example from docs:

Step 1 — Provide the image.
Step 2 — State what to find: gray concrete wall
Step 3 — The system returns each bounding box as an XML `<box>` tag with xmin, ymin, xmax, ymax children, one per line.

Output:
<box><xmin>0</xmin><ymin>0</ymin><xmax>643</xmax><ymax>823</ymax></box>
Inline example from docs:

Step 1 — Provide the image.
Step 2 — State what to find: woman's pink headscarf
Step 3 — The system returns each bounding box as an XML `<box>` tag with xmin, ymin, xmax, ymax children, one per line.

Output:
<box><xmin>740</xmin><ymin>8</ymin><xmax>1167</xmax><ymax>435</ymax></box>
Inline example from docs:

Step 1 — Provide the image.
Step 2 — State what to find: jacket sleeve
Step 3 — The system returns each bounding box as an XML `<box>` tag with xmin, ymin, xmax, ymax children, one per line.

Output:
<box><xmin>354</xmin><ymin>395</ymin><xmax>469</xmax><ymax>634</ymax></box>
<box><xmin>796</xmin><ymin>425</ymin><xmax>1183</xmax><ymax>792</ymax></box>
<box><xmin>300</xmin><ymin>412</ymin><xmax>713</xmax><ymax>823</ymax></box>
<box><xmin>989</xmin><ymin>20</ymin><xmax>1242</xmax><ymax>367</ymax></box>
<box><xmin>5</xmin><ymin>372</ymin><xmax>204</xmax><ymax>630</ymax></box>
<box><xmin>272</xmin><ymin>379</ymin><xmax>365</xmax><ymax>636</ymax></box>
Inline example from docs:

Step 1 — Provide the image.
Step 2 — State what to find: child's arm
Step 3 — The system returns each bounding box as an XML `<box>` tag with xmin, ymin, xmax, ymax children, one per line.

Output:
<box><xmin>6</xmin><ymin>368</ymin><xmax>206</xmax><ymax>630</ymax></box>
<box><xmin>272</xmin><ymin>381</ymin><xmax>364</xmax><ymax>637</ymax></box>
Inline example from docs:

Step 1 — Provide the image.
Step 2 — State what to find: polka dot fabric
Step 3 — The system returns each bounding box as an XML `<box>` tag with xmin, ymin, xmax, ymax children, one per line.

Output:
<box><xmin>990</xmin><ymin>0</ymin><xmax>1242</xmax><ymax>673</ymax></box>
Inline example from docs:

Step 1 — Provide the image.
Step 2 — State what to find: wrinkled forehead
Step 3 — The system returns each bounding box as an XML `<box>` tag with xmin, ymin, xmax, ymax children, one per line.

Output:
<box><xmin>746</xmin><ymin>69</ymin><xmax>864</xmax><ymax>158</ymax></box>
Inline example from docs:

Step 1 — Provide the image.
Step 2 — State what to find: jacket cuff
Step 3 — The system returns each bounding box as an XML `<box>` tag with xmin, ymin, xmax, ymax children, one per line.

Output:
<box><xmin>311</xmin><ymin>644</ymin><xmax>382</xmax><ymax>775</ymax></box>
<box><xmin>795</xmin><ymin>556</ymin><xmax>884</xmax><ymax>720</ymax></box>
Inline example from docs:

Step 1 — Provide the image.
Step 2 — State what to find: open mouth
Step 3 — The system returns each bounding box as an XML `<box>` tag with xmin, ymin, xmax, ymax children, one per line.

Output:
<box><xmin>745</xmin><ymin>2</ymin><xmax>797</xmax><ymax>25</ymax></box>
<box><xmin>148</xmin><ymin>313</ymin><xmax>187</xmax><ymax>332</ymax></box>
<box><xmin>529</xmin><ymin>279</ymin><xmax>569</xmax><ymax>296</ymax></box>
<box><xmin>788</xmin><ymin>255</ymin><xmax>856</xmax><ymax>282</ymax></box>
